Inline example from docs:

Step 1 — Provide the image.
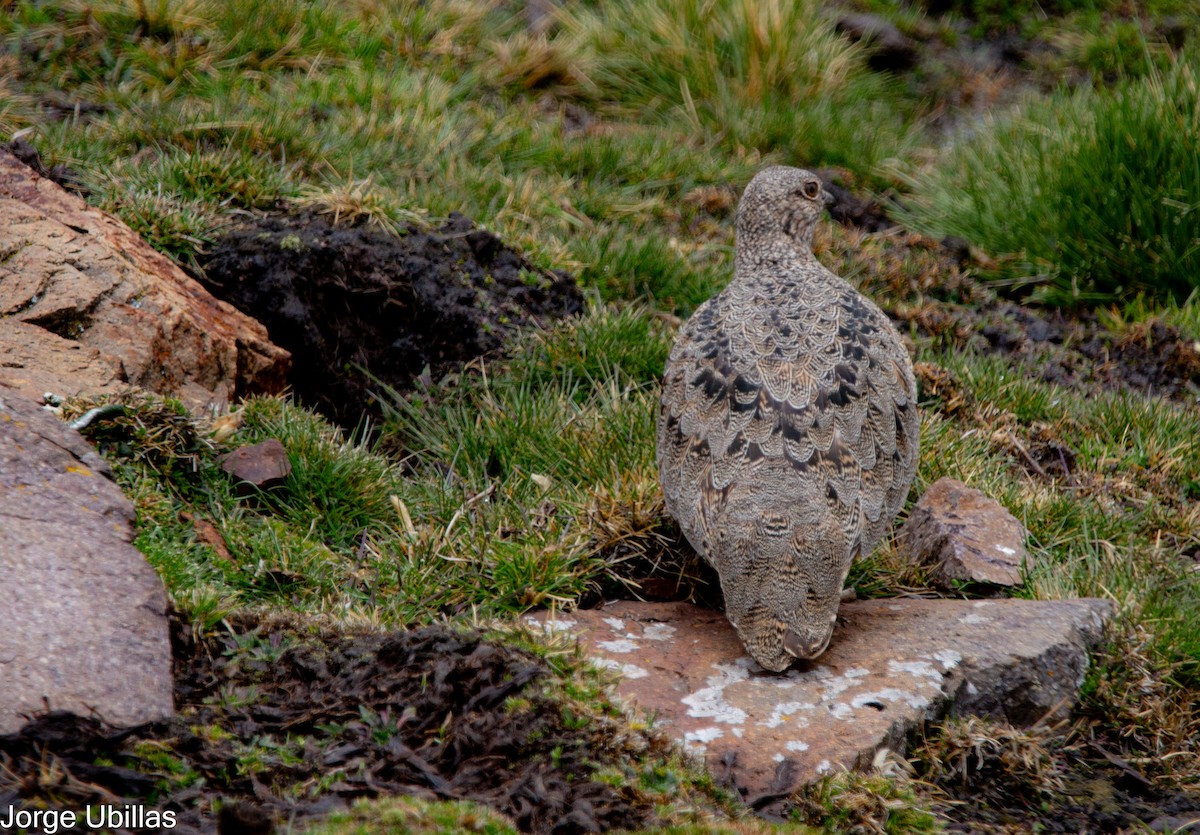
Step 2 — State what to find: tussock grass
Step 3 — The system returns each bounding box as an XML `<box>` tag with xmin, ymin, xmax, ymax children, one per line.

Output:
<box><xmin>293</xmin><ymin>175</ymin><xmax>426</xmax><ymax>233</ymax></box>
<box><xmin>97</xmin><ymin>187</ymin><xmax>217</xmax><ymax>268</ymax></box>
<box><xmin>789</xmin><ymin>757</ymin><xmax>940</xmax><ymax>833</ymax></box>
<box><xmin>1081</xmin><ymin>625</ymin><xmax>1200</xmax><ymax>791</ymax></box>
<box><xmin>564</xmin><ymin>0</ymin><xmax>915</xmax><ymax>177</ymax></box>
<box><xmin>913</xmin><ymin>716</ymin><xmax>1066</xmax><ymax>797</ymax></box>
<box><xmin>1050</xmin><ymin>17</ymin><xmax>1172</xmax><ymax>83</ymax></box>
<box><xmin>900</xmin><ymin>59</ymin><xmax>1200</xmax><ymax>306</ymax></box>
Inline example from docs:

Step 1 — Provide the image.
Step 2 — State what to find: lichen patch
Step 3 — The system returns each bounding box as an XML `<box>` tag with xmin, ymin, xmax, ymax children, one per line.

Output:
<box><xmin>597</xmin><ymin>638</ymin><xmax>640</xmax><ymax>653</ymax></box>
<box><xmin>682</xmin><ymin>662</ymin><xmax>750</xmax><ymax>725</ymax></box>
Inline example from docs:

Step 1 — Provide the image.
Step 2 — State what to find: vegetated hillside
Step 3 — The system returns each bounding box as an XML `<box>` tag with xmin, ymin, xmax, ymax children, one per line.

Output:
<box><xmin>1</xmin><ymin>0</ymin><xmax>1198</xmax><ymax>831</ymax></box>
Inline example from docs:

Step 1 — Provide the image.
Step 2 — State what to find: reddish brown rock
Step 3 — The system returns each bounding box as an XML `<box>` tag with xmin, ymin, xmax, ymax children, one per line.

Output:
<box><xmin>0</xmin><ymin>386</ymin><xmax>173</xmax><ymax>732</ymax></box>
<box><xmin>897</xmin><ymin>477</ymin><xmax>1027</xmax><ymax>588</ymax></box>
<box><xmin>220</xmin><ymin>438</ymin><xmax>292</xmax><ymax>488</ymax></box>
<box><xmin>0</xmin><ymin>318</ymin><xmax>124</xmax><ymax>398</ymax></box>
<box><xmin>0</xmin><ymin>148</ymin><xmax>289</xmax><ymax>412</ymax></box>
<box><xmin>528</xmin><ymin>596</ymin><xmax>1109</xmax><ymax>799</ymax></box>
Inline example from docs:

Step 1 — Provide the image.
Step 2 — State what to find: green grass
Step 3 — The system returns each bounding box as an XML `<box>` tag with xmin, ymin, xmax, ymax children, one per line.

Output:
<box><xmin>107</xmin><ymin>396</ymin><xmax>407</xmax><ymax>616</ymax></box>
<box><xmin>299</xmin><ymin>797</ymin><xmax>520</xmax><ymax>835</ymax></box>
<box><xmin>378</xmin><ymin>305</ymin><xmax>672</xmax><ymax>614</ymax></box>
<box><xmin>0</xmin><ymin>0</ymin><xmax>901</xmax><ymax>308</ymax></box>
<box><xmin>915</xmin><ymin>348</ymin><xmax>1200</xmax><ymax>590</ymax></box>
<box><xmin>10</xmin><ymin>0</ymin><xmax>1200</xmax><ymax>825</ymax></box>
<box><xmin>899</xmin><ymin>57</ymin><xmax>1200</xmax><ymax>306</ymax></box>
<box><xmin>562</xmin><ymin>0</ymin><xmax>917</xmax><ymax>180</ymax></box>
<box><xmin>789</xmin><ymin>765</ymin><xmax>939</xmax><ymax>833</ymax></box>
<box><xmin>87</xmin><ymin>307</ymin><xmax>673</xmax><ymax>626</ymax></box>
<box><xmin>13</xmin><ymin>0</ymin><xmax>1198</xmax><ymax>312</ymax></box>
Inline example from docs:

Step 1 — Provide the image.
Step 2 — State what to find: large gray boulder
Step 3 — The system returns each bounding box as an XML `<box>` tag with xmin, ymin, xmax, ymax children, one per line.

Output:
<box><xmin>0</xmin><ymin>388</ymin><xmax>173</xmax><ymax>732</ymax></box>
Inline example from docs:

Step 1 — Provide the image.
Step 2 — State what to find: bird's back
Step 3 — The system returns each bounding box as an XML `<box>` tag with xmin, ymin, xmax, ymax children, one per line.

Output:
<box><xmin>656</xmin><ymin>166</ymin><xmax>918</xmax><ymax>670</ymax></box>
<box><xmin>658</xmin><ymin>264</ymin><xmax>916</xmax><ymax>566</ymax></box>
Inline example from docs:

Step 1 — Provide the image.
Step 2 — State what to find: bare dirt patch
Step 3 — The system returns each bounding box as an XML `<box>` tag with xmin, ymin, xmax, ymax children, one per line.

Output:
<box><xmin>195</xmin><ymin>213</ymin><xmax>582</xmax><ymax>427</ymax></box>
<box><xmin>899</xmin><ymin>298</ymin><xmax>1200</xmax><ymax>403</ymax></box>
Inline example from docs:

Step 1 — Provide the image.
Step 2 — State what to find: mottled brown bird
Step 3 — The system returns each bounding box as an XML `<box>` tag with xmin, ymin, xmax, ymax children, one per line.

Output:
<box><xmin>657</xmin><ymin>166</ymin><xmax>919</xmax><ymax>671</ymax></box>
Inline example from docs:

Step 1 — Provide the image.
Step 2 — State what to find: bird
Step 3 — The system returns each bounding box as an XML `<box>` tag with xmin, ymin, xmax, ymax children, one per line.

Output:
<box><xmin>656</xmin><ymin>166</ymin><xmax>919</xmax><ymax>672</ymax></box>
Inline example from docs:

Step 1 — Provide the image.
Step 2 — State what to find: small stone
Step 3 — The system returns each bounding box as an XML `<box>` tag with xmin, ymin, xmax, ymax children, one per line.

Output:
<box><xmin>181</xmin><ymin>511</ymin><xmax>234</xmax><ymax>564</ymax></box>
<box><xmin>0</xmin><ymin>387</ymin><xmax>173</xmax><ymax>732</ymax></box>
<box><xmin>897</xmin><ymin>477</ymin><xmax>1027</xmax><ymax>589</ymax></box>
<box><xmin>528</xmin><ymin>597</ymin><xmax>1110</xmax><ymax>800</ymax></box>
<box><xmin>219</xmin><ymin>438</ymin><xmax>292</xmax><ymax>488</ymax></box>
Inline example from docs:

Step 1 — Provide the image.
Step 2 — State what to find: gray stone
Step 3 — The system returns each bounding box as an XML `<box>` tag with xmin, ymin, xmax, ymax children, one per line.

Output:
<box><xmin>0</xmin><ymin>387</ymin><xmax>173</xmax><ymax>732</ymax></box>
<box><xmin>897</xmin><ymin>477</ymin><xmax>1027</xmax><ymax>589</ymax></box>
<box><xmin>524</xmin><ymin>0</ymin><xmax>559</xmax><ymax>35</ymax></box>
<box><xmin>1149</xmin><ymin>813</ymin><xmax>1200</xmax><ymax>833</ymax></box>
<box><xmin>528</xmin><ymin>596</ymin><xmax>1110</xmax><ymax>798</ymax></box>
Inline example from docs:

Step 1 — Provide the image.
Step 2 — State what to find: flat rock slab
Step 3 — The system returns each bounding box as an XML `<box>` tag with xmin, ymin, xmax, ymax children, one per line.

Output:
<box><xmin>0</xmin><ymin>388</ymin><xmax>173</xmax><ymax>732</ymax></box>
<box><xmin>528</xmin><ymin>597</ymin><xmax>1110</xmax><ymax>799</ymax></box>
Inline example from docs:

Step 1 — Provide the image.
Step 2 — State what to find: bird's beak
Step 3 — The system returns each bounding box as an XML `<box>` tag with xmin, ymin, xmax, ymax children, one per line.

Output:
<box><xmin>783</xmin><ymin>629</ymin><xmax>831</xmax><ymax>659</ymax></box>
<box><xmin>822</xmin><ymin>189</ymin><xmax>835</xmax><ymax>208</ymax></box>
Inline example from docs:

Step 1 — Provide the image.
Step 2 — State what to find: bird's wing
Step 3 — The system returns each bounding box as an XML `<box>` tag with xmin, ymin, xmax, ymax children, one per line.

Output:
<box><xmin>657</xmin><ymin>279</ymin><xmax>917</xmax><ymax>567</ymax></box>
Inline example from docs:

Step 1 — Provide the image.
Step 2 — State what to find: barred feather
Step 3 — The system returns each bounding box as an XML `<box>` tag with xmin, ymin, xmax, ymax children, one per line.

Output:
<box><xmin>656</xmin><ymin>166</ymin><xmax>919</xmax><ymax>671</ymax></box>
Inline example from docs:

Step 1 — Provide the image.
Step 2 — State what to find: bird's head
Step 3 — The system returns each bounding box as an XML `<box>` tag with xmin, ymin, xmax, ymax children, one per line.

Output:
<box><xmin>735</xmin><ymin>166</ymin><xmax>833</xmax><ymax>257</ymax></box>
<box><xmin>717</xmin><ymin>513</ymin><xmax>847</xmax><ymax>672</ymax></box>
<box><xmin>723</xmin><ymin>568</ymin><xmax>841</xmax><ymax>673</ymax></box>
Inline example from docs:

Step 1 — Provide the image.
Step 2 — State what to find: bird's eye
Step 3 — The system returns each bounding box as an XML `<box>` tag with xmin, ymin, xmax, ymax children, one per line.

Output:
<box><xmin>802</xmin><ymin>179</ymin><xmax>821</xmax><ymax>200</ymax></box>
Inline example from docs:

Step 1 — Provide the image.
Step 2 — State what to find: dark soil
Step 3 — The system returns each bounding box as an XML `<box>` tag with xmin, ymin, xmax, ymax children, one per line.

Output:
<box><xmin>588</xmin><ymin>525</ymin><xmax>725</xmax><ymax>611</ymax></box>
<box><xmin>195</xmin><ymin>213</ymin><xmax>583</xmax><ymax>427</ymax></box>
<box><xmin>930</xmin><ymin>748</ymin><xmax>1200</xmax><ymax>834</ymax></box>
<box><xmin>0</xmin><ymin>615</ymin><xmax>659</xmax><ymax>835</ymax></box>
<box><xmin>814</xmin><ymin>168</ymin><xmax>898</xmax><ymax>234</ymax></box>
<box><xmin>847</xmin><ymin>228</ymin><xmax>1200</xmax><ymax>406</ymax></box>
<box><xmin>899</xmin><ymin>297</ymin><xmax>1200</xmax><ymax>403</ymax></box>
